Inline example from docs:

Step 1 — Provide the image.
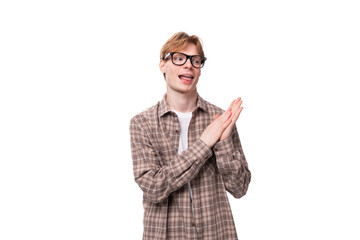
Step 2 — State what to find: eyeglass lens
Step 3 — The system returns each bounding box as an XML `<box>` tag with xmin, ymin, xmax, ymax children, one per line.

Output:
<box><xmin>172</xmin><ymin>53</ymin><xmax>203</xmax><ymax>68</ymax></box>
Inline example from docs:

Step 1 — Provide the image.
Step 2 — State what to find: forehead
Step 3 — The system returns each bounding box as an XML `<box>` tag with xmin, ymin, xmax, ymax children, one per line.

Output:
<box><xmin>176</xmin><ymin>43</ymin><xmax>199</xmax><ymax>55</ymax></box>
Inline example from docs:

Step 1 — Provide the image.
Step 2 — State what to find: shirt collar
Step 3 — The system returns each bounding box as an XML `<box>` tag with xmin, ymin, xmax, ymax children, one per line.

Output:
<box><xmin>159</xmin><ymin>93</ymin><xmax>208</xmax><ymax>117</ymax></box>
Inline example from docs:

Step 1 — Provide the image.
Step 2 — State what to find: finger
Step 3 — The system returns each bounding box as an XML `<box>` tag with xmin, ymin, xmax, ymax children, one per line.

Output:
<box><xmin>223</xmin><ymin>117</ymin><xmax>232</xmax><ymax>129</ymax></box>
<box><xmin>233</xmin><ymin>105</ymin><xmax>243</xmax><ymax>122</ymax></box>
<box><xmin>211</xmin><ymin>110</ymin><xmax>229</xmax><ymax>128</ymax></box>
<box><xmin>227</xmin><ymin>99</ymin><xmax>242</xmax><ymax>123</ymax></box>
<box><xmin>219</xmin><ymin>109</ymin><xmax>231</xmax><ymax>121</ymax></box>
<box><xmin>211</xmin><ymin>113</ymin><xmax>220</xmax><ymax>123</ymax></box>
<box><xmin>231</xmin><ymin>99</ymin><xmax>242</xmax><ymax>117</ymax></box>
<box><xmin>234</xmin><ymin>97</ymin><xmax>242</xmax><ymax>109</ymax></box>
<box><xmin>213</xmin><ymin>111</ymin><xmax>231</xmax><ymax>130</ymax></box>
<box><xmin>228</xmin><ymin>99</ymin><xmax>236</xmax><ymax>111</ymax></box>
<box><xmin>220</xmin><ymin>110</ymin><xmax>232</xmax><ymax>122</ymax></box>
<box><xmin>211</xmin><ymin>114</ymin><xmax>220</xmax><ymax>123</ymax></box>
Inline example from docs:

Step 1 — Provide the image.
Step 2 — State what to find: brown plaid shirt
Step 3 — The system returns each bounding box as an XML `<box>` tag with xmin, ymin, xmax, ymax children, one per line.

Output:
<box><xmin>130</xmin><ymin>94</ymin><xmax>251</xmax><ymax>240</ymax></box>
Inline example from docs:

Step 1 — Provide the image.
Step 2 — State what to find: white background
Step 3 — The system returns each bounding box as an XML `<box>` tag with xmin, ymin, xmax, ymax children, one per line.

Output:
<box><xmin>1</xmin><ymin>0</ymin><xmax>359</xmax><ymax>239</ymax></box>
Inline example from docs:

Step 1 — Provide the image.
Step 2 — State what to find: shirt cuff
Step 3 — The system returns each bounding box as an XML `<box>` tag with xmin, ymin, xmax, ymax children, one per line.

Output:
<box><xmin>213</xmin><ymin>137</ymin><xmax>235</xmax><ymax>157</ymax></box>
<box><xmin>192</xmin><ymin>138</ymin><xmax>213</xmax><ymax>160</ymax></box>
<box><xmin>177</xmin><ymin>138</ymin><xmax>213</xmax><ymax>168</ymax></box>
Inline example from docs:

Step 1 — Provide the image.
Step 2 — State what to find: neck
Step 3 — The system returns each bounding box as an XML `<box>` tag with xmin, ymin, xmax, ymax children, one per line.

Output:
<box><xmin>166</xmin><ymin>88</ymin><xmax>198</xmax><ymax>113</ymax></box>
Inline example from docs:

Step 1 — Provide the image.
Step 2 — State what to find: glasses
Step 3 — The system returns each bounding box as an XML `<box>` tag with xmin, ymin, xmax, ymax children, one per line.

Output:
<box><xmin>163</xmin><ymin>52</ymin><xmax>207</xmax><ymax>68</ymax></box>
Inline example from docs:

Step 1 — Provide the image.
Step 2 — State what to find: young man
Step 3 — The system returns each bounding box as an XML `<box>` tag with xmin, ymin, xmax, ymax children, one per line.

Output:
<box><xmin>129</xmin><ymin>32</ymin><xmax>251</xmax><ymax>240</ymax></box>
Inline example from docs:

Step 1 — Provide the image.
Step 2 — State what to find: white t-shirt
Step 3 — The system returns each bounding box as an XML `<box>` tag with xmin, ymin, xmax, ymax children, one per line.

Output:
<box><xmin>171</xmin><ymin>109</ymin><xmax>194</xmax><ymax>214</ymax></box>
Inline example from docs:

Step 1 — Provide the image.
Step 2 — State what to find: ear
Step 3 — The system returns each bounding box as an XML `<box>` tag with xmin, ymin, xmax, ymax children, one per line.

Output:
<box><xmin>159</xmin><ymin>60</ymin><xmax>167</xmax><ymax>74</ymax></box>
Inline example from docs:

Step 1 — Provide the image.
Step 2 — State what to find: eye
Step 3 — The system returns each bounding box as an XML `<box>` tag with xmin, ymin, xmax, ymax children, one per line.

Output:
<box><xmin>192</xmin><ymin>56</ymin><xmax>202</xmax><ymax>66</ymax></box>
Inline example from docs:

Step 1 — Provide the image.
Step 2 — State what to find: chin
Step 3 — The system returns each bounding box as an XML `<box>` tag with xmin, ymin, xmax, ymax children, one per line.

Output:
<box><xmin>178</xmin><ymin>86</ymin><xmax>196</xmax><ymax>94</ymax></box>
<box><xmin>167</xmin><ymin>79</ymin><xmax>197</xmax><ymax>94</ymax></box>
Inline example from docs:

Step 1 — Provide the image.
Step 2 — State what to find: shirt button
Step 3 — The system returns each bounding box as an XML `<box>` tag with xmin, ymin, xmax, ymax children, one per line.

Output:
<box><xmin>175</xmin><ymin>129</ymin><xmax>179</xmax><ymax>133</ymax></box>
<box><xmin>192</xmin><ymin>223</ymin><xmax>196</xmax><ymax>227</ymax></box>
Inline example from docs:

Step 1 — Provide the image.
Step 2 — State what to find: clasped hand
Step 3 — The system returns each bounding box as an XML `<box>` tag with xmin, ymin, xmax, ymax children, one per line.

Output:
<box><xmin>200</xmin><ymin>97</ymin><xmax>243</xmax><ymax>148</ymax></box>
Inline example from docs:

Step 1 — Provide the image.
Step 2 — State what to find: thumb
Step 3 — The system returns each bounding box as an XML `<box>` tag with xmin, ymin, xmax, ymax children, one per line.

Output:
<box><xmin>211</xmin><ymin>114</ymin><xmax>220</xmax><ymax>123</ymax></box>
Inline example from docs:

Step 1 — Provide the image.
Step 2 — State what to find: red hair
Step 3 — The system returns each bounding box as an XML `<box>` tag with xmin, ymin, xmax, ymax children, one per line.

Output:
<box><xmin>160</xmin><ymin>32</ymin><xmax>205</xmax><ymax>60</ymax></box>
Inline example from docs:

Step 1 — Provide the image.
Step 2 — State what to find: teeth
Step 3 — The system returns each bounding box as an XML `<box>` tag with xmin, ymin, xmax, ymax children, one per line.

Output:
<box><xmin>181</xmin><ymin>75</ymin><xmax>193</xmax><ymax>78</ymax></box>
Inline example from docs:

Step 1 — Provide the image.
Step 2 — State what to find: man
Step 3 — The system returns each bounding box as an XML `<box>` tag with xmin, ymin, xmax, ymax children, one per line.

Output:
<box><xmin>129</xmin><ymin>32</ymin><xmax>251</xmax><ymax>239</ymax></box>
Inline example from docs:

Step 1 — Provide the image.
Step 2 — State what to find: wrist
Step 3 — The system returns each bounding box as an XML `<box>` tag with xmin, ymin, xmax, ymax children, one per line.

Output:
<box><xmin>200</xmin><ymin>136</ymin><xmax>214</xmax><ymax>148</ymax></box>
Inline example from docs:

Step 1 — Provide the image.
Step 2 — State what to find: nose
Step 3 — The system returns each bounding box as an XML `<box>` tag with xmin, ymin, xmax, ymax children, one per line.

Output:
<box><xmin>183</xmin><ymin>58</ymin><xmax>193</xmax><ymax>69</ymax></box>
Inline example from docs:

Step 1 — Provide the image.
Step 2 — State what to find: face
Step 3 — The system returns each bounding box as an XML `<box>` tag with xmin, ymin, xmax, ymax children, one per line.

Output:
<box><xmin>159</xmin><ymin>43</ymin><xmax>201</xmax><ymax>94</ymax></box>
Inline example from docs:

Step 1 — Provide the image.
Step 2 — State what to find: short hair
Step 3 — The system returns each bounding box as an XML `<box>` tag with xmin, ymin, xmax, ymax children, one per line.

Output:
<box><xmin>160</xmin><ymin>32</ymin><xmax>205</xmax><ymax>60</ymax></box>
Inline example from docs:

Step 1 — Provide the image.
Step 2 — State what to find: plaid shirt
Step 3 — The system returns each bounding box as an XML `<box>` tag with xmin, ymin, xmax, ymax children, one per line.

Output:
<box><xmin>130</xmin><ymin>94</ymin><xmax>251</xmax><ymax>240</ymax></box>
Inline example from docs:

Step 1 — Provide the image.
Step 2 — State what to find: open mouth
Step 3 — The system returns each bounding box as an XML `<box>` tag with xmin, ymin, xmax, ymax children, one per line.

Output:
<box><xmin>178</xmin><ymin>75</ymin><xmax>194</xmax><ymax>82</ymax></box>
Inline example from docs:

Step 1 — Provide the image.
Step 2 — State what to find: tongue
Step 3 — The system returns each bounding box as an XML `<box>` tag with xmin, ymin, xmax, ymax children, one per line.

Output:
<box><xmin>180</xmin><ymin>76</ymin><xmax>192</xmax><ymax>81</ymax></box>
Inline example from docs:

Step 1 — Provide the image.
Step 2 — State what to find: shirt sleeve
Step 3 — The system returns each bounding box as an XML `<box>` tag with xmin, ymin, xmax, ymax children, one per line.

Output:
<box><xmin>213</xmin><ymin>125</ymin><xmax>251</xmax><ymax>198</ymax></box>
<box><xmin>130</xmin><ymin>115</ymin><xmax>213</xmax><ymax>203</ymax></box>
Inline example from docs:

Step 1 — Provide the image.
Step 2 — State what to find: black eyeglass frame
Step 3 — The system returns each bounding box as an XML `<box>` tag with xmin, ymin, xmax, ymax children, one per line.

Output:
<box><xmin>163</xmin><ymin>52</ymin><xmax>207</xmax><ymax>68</ymax></box>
